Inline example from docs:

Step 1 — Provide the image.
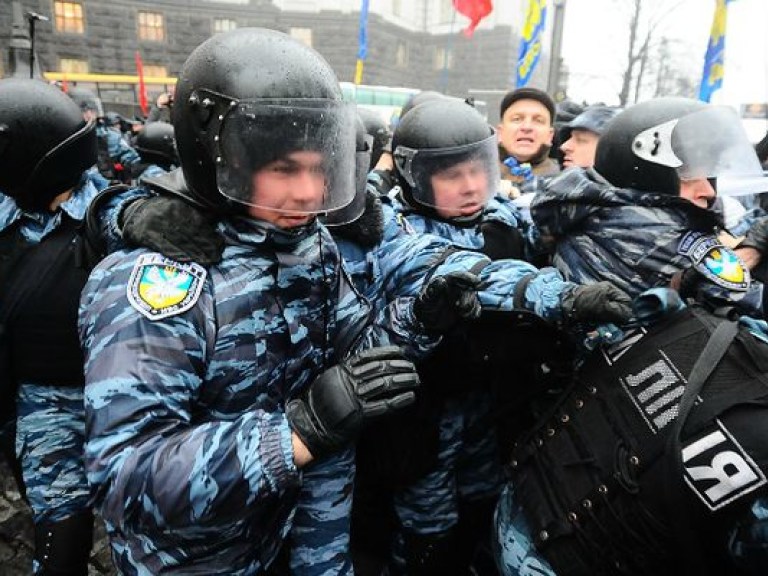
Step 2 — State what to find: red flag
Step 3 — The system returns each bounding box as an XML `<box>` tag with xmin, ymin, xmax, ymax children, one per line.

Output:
<box><xmin>135</xmin><ymin>50</ymin><xmax>149</xmax><ymax>117</ymax></box>
<box><xmin>453</xmin><ymin>0</ymin><xmax>493</xmax><ymax>37</ymax></box>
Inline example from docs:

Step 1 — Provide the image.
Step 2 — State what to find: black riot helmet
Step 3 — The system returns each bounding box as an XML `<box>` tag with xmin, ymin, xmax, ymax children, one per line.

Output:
<box><xmin>357</xmin><ymin>107</ymin><xmax>391</xmax><ymax>168</ymax></box>
<box><xmin>67</xmin><ymin>86</ymin><xmax>104</xmax><ymax>118</ymax></box>
<box><xmin>594</xmin><ymin>97</ymin><xmax>768</xmax><ymax>198</ymax></box>
<box><xmin>398</xmin><ymin>90</ymin><xmax>446</xmax><ymax>122</ymax></box>
<box><xmin>392</xmin><ymin>98</ymin><xmax>499</xmax><ymax>215</ymax></box>
<box><xmin>595</xmin><ymin>98</ymin><xmax>705</xmax><ymax>195</ymax></box>
<box><xmin>135</xmin><ymin>121</ymin><xmax>179</xmax><ymax>169</ymax></box>
<box><xmin>0</xmin><ymin>78</ymin><xmax>97</xmax><ymax>211</ymax></box>
<box><xmin>173</xmin><ymin>27</ymin><xmax>357</xmax><ymax>216</ymax></box>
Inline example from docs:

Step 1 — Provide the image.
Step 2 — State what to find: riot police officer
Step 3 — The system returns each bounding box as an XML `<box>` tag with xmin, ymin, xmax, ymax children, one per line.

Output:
<box><xmin>133</xmin><ymin>121</ymin><xmax>179</xmax><ymax>181</ymax></box>
<box><xmin>532</xmin><ymin>97</ymin><xmax>768</xmax><ymax>305</ymax></box>
<box><xmin>371</xmin><ymin>98</ymin><xmax>630</xmax><ymax>575</ymax></box>
<box><xmin>0</xmin><ymin>78</ymin><xmax>108</xmax><ymax>575</ymax></box>
<box><xmin>68</xmin><ymin>87</ymin><xmax>141</xmax><ymax>184</ymax></box>
<box><xmin>77</xmin><ymin>28</ymin><xmax>474</xmax><ymax>575</ymax></box>
<box><xmin>496</xmin><ymin>96</ymin><xmax>768</xmax><ymax>576</ymax></box>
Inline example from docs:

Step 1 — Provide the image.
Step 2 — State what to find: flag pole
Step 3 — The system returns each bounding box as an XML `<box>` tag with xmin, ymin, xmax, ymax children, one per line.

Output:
<box><xmin>438</xmin><ymin>9</ymin><xmax>458</xmax><ymax>93</ymax></box>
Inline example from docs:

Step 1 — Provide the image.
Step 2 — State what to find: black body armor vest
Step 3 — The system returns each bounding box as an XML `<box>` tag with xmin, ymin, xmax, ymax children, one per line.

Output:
<box><xmin>509</xmin><ymin>306</ymin><xmax>768</xmax><ymax>575</ymax></box>
<box><xmin>0</xmin><ymin>216</ymin><xmax>90</xmax><ymax>387</ymax></box>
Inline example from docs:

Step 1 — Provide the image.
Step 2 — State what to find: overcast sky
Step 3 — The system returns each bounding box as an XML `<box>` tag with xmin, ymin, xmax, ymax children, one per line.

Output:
<box><xmin>557</xmin><ymin>0</ymin><xmax>768</xmax><ymax>110</ymax></box>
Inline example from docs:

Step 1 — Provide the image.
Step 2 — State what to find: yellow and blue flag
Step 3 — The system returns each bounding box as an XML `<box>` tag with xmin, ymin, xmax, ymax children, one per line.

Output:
<box><xmin>516</xmin><ymin>0</ymin><xmax>547</xmax><ymax>88</ymax></box>
<box><xmin>698</xmin><ymin>0</ymin><xmax>733</xmax><ymax>102</ymax></box>
<box><xmin>355</xmin><ymin>0</ymin><xmax>370</xmax><ymax>85</ymax></box>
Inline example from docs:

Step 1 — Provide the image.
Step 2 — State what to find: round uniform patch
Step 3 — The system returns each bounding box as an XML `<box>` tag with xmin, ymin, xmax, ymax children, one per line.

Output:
<box><xmin>126</xmin><ymin>253</ymin><xmax>207</xmax><ymax>320</ymax></box>
<box><xmin>678</xmin><ymin>231</ymin><xmax>750</xmax><ymax>293</ymax></box>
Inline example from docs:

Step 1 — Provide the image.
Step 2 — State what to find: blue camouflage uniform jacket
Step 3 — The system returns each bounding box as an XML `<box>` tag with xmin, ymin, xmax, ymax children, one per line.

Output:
<box><xmin>79</xmin><ymin>217</ymin><xmax>435</xmax><ymax>575</ymax></box>
<box><xmin>387</xmin><ymin>194</ymin><xmax>572</xmax><ymax>319</ymax></box>
<box><xmin>531</xmin><ymin>168</ymin><xmax>730</xmax><ymax>299</ymax></box>
<box><xmin>0</xmin><ymin>169</ymin><xmax>107</xmax><ymax>243</ymax></box>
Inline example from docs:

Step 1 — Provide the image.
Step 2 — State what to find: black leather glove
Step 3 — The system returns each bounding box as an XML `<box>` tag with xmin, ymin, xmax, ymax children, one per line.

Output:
<box><xmin>561</xmin><ymin>281</ymin><xmax>633</xmax><ymax>324</ymax></box>
<box><xmin>120</xmin><ymin>195</ymin><xmax>224</xmax><ymax>265</ymax></box>
<box><xmin>741</xmin><ymin>216</ymin><xmax>768</xmax><ymax>253</ymax></box>
<box><xmin>413</xmin><ymin>271</ymin><xmax>482</xmax><ymax>333</ymax></box>
<box><xmin>286</xmin><ymin>346</ymin><xmax>420</xmax><ymax>460</ymax></box>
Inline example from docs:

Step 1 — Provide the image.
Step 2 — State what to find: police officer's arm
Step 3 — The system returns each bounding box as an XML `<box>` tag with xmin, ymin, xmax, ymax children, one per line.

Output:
<box><xmin>529</xmin><ymin>170</ymin><xmax>611</xmax><ymax>238</ymax></box>
<box><xmin>477</xmin><ymin>259</ymin><xmax>632</xmax><ymax>325</ymax></box>
<box><xmin>79</xmin><ymin>256</ymin><xmax>302</xmax><ymax>531</ymax></box>
<box><xmin>86</xmin><ymin>185</ymin><xmax>151</xmax><ymax>256</ymax></box>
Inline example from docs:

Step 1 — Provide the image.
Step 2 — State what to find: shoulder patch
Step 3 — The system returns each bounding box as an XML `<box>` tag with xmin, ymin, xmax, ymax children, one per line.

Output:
<box><xmin>127</xmin><ymin>253</ymin><xmax>207</xmax><ymax>321</ymax></box>
<box><xmin>678</xmin><ymin>231</ymin><xmax>750</xmax><ymax>293</ymax></box>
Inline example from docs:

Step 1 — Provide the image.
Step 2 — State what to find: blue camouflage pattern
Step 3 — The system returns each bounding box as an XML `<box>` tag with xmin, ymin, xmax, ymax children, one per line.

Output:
<box><xmin>97</xmin><ymin>125</ymin><xmax>141</xmax><ymax>174</ymax></box>
<box><xmin>79</xmin><ymin>216</ymin><xmax>436</xmax><ymax>575</ymax></box>
<box><xmin>0</xmin><ymin>169</ymin><xmax>105</xmax><ymax>242</ymax></box>
<box><xmin>383</xmin><ymin>192</ymin><xmax>575</xmax><ymax>562</ymax></box>
<box><xmin>1</xmin><ymin>171</ymin><xmax>108</xmax><ymax>532</ymax></box>
<box><xmin>493</xmin><ymin>485</ymin><xmax>556</xmax><ymax>576</ymax></box>
<box><xmin>531</xmin><ymin>167</ymin><xmax>723</xmax><ymax>298</ymax></box>
<box><xmin>494</xmin><ymin>169</ymin><xmax>768</xmax><ymax>574</ymax></box>
<box><xmin>15</xmin><ymin>385</ymin><xmax>91</xmax><ymax>524</ymax></box>
<box><xmin>386</xmin><ymin>194</ymin><xmax>571</xmax><ymax>320</ymax></box>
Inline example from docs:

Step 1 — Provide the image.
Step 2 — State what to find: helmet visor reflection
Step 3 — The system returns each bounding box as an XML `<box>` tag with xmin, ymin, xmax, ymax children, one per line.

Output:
<box><xmin>394</xmin><ymin>134</ymin><xmax>499</xmax><ymax>210</ymax></box>
<box><xmin>216</xmin><ymin>99</ymin><xmax>357</xmax><ymax>214</ymax></box>
<box><xmin>672</xmin><ymin>106</ymin><xmax>768</xmax><ymax>196</ymax></box>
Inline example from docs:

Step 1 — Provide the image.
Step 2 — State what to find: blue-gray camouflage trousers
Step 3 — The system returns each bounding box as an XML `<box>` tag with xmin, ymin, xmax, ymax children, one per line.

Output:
<box><xmin>15</xmin><ymin>384</ymin><xmax>91</xmax><ymax>524</ymax></box>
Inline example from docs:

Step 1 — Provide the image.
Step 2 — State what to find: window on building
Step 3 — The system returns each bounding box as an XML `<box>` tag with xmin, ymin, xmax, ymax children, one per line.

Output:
<box><xmin>142</xmin><ymin>65</ymin><xmax>168</xmax><ymax>78</ymax></box>
<box><xmin>213</xmin><ymin>18</ymin><xmax>238</xmax><ymax>34</ymax></box>
<box><xmin>138</xmin><ymin>11</ymin><xmax>165</xmax><ymax>42</ymax></box>
<box><xmin>395</xmin><ymin>41</ymin><xmax>409</xmax><ymax>68</ymax></box>
<box><xmin>434</xmin><ymin>47</ymin><xmax>453</xmax><ymax>70</ymax></box>
<box><xmin>289</xmin><ymin>27</ymin><xmax>313</xmax><ymax>48</ymax></box>
<box><xmin>54</xmin><ymin>1</ymin><xmax>85</xmax><ymax>34</ymax></box>
<box><xmin>60</xmin><ymin>57</ymin><xmax>89</xmax><ymax>74</ymax></box>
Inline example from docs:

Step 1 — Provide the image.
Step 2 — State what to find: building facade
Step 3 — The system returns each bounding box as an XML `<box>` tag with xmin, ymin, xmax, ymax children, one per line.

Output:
<box><xmin>0</xmin><ymin>0</ymin><xmax>551</xmax><ymax>122</ymax></box>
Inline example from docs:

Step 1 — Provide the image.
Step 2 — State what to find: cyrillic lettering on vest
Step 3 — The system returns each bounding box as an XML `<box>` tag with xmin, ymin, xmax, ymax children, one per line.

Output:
<box><xmin>682</xmin><ymin>420</ymin><xmax>766</xmax><ymax>511</ymax></box>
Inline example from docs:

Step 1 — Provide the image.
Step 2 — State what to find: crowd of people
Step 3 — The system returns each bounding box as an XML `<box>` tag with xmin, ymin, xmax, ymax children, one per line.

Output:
<box><xmin>2</xmin><ymin>26</ymin><xmax>768</xmax><ymax>576</ymax></box>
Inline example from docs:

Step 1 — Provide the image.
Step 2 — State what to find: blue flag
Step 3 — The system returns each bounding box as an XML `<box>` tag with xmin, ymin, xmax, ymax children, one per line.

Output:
<box><xmin>355</xmin><ymin>0</ymin><xmax>370</xmax><ymax>84</ymax></box>
<box><xmin>699</xmin><ymin>0</ymin><xmax>732</xmax><ymax>102</ymax></box>
<box><xmin>516</xmin><ymin>0</ymin><xmax>548</xmax><ymax>88</ymax></box>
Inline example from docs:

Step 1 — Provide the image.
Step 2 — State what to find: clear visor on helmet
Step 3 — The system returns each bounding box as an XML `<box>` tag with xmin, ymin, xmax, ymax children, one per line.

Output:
<box><xmin>394</xmin><ymin>134</ymin><xmax>499</xmax><ymax>211</ymax></box>
<box><xmin>634</xmin><ymin>106</ymin><xmax>768</xmax><ymax>196</ymax></box>
<box><xmin>216</xmin><ymin>99</ymin><xmax>357</xmax><ymax>215</ymax></box>
<box><xmin>322</xmin><ymin>134</ymin><xmax>373</xmax><ymax>227</ymax></box>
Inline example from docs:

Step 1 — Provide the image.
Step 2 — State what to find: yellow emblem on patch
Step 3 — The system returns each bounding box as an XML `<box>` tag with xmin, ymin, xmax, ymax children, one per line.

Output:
<box><xmin>127</xmin><ymin>253</ymin><xmax>207</xmax><ymax>320</ymax></box>
<box><xmin>703</xmin><ymin>248</ymin><xmax>746</xmax><ymax>284</ymax></box>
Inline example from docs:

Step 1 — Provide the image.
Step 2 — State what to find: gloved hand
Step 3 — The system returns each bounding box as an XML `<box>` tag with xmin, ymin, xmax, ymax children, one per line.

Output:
<box><xmin>413</xmin><ymin>271</ymin><xmax>482</xmax><ymax>333</ymax></box>
<box><xmin>120</xmin><ymin>195</ymin><xmax>224</xmax><ymax>265</ymax></box>
<box><xmin>561</xmin><ymin>281</ymin><xmax>633</xmax><ymax>325</ymax></box>
<box><xmin>286</xmin><ymin>346</ymin><xmax>420</xmax><ymax>460</ymax></box>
